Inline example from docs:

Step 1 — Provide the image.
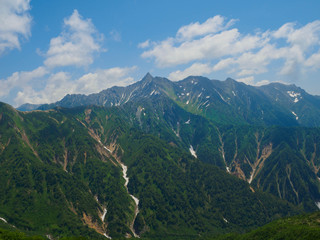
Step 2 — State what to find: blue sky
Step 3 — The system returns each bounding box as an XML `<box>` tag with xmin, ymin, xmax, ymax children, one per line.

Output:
<box><xmin>1</xmin><ymin>0</ymin><xmax>320</xmax><ymax>107</ymax></box>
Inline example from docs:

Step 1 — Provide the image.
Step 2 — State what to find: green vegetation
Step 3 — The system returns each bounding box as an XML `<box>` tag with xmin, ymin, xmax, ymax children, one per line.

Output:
<box><xmin>74</xmin><ymin>105</ymin><xmax>301</xmax><ymax>238</ymax></box>
<box><xmin>0</xmin><ymin>103</ymin><xmax>132</xmax><ymax>239</ymax></box>
<box><xmin>1</xmin><ymin>95</ymin><xmax>319</xmax><ymax>239</ymax></box>
<box><xmin>213</xmin><ymin>211</ymin><xmax>320</xmax><ymax>240</ymax></box>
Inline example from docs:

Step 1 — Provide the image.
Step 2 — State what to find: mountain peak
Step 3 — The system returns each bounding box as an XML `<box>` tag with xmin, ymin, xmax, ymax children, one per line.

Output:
<box><xmin>142</xmin><ymin>72</ymin><xmax>154</xmax><ymax>81</ymax></box>
<box><xmin>225</xmin><ymin>77</ymin><xmax>236</xmax><ymax>82</ymax></box>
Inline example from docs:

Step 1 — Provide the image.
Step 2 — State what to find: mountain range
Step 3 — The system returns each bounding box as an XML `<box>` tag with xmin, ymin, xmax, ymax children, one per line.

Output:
<box><xmin>18</xmin><ymin>73</ymin><xmax>320</xmax><ymax>127</ymax></box>
<box><xmin>1</xmin><ymin>73</ymin><xmax>320</xmax><ymax>239</ymax></box>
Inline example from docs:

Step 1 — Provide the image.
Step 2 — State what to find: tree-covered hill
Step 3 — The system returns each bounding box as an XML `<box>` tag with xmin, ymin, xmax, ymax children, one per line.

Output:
<box><xmin>0</xmin><ymin>102</ymin><xmax>302</xmax><ymax>239</ymax></box>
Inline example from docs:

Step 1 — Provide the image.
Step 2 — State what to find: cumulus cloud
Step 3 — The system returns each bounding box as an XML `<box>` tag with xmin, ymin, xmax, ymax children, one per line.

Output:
<box><xmin>138</xmin><ymin>39</ymin><xmax>150</xmax><ymax>48</ymax></box>
<box><xmin>73</xmin><ymin>66</ymin><xmax>136</xmax><ymax>94</ymax></box>
<box><xmin>255</xmin><ymin>80</ymin><xmax>270</xmax><ymax>86</ymax></box>
<box><xmin>176</xmin><ymin>15</ymin><xmax>236</xmax><ymax>40</ymax></box>
<box><xmin>1</xmin><ymin>9</ymin><xmax>138</xmax><ymax>106</ymax></box>
<box><xmin>0</xmin><ymin>0</ymin><xmax>32</xmax><ymax>55</ymax></box>
<box><xmin>142</xmin><ymin>16</ymin><xmax>320</xmax><ymax>86</ymax></box>
<box><xmin>0</xmin><ymin>67</ymin><xmax>48</xmax><ymax>98</ymax></box>
<box><xmin>305</xmin><ymin>51</ymin><xmax>320</xmax><ymax>68</ymax></box>
<box><xmin>169</xmin><ymin>63</ymin><xmax>212</xmax><ymax>81</ymax></box>
<box><xmin>141</xmin><ymin>16</ymin><xmax>266</xmax><ymax>67</ymax></box>
<box><xmin>236</xmin><ymin>76</ymin><xmax>255</xmax><ymax>85</ymax></box>
<box><xmin>44</xmin><ymin>10</ymin><xmax>103</xmax><ymax>68</ymax></box>
<box><xmin>273</xmin><ymin>21</ymin><xmax>320</xmax><ymax>51</ymax></box>
<box><xmin>142</xmin><ymin>28</ymin><xmax>265</xmax><ymax>67</ymax></box>
<box><xmin>14</xmin><ymin>66</ymin><xmax>136</xmax><ymax>106</ymax></box>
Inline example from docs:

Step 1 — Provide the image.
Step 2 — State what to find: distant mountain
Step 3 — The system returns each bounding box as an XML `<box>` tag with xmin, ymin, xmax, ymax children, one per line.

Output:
<box><xmin>16</xmin><ymin>103</ymin><xmax>42</xmax><ymax>111</ymax></box>
<box><xmin>259</xmin><ymin>83</ymin><xmax>320</xmax><ymax>127</ymax></box>
<box><xmin>20</xmin><ymin>73</ymin><xmax>320</xmax><ymax>127</ymax></box>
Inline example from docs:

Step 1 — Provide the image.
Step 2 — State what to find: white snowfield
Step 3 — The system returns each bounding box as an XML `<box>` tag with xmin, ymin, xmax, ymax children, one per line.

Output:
<box><xmin>287</xmin><ymin>91</ymin><xmax>301</xmax><ymax>103</ymax></box>
<box><xmin>101</xmin><ymin>208</ymin><xmax>107</xmax><ymax>222</ymax></box>
<box><xmin>291</xmin><ymin>111</ymin><xmax>299</xmax><ymax>120</ymax></box>
<box><xmin>0</xmin><ymin>217</ymin><xmax>7</xmax><ymax>223</ymax></box>
<box><xmin>120</xmin><ymin>163</ymin><xmax>140</xmax><ymax>238</ymax></box>
<box><xmin>189</xmin><ymin>145</ymin><xmax>197</xmax><ymax>158</ymax></box>
<box><xmin>102</xmin><ymin>144</ymin><xmax>139</xmax><ymax>238</ymax></box>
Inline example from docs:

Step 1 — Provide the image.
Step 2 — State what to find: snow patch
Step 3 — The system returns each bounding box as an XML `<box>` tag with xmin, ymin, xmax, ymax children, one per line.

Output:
<box><xmin>291</xmin><ymin>111</ymin><xmax>299</xmax><ymax>120</ymax></box>
<box><xmin>172</xmin><ymin>128</ymin><xmax>179</xmax><ymax>137</ymax></box>
<box><xmin>202</xmin><ymin>100</ymin><xmax>209</xmax><ymax>106</ymax></box>
<box><xmin>214</xmin><ymin>89</ymin><xmax>228</xmax><ymax>103</ymax></box>
<box><xmin>120</xmin><ymin>163</ymin><xmax>140</xmax><ymax>238</ymax></box>
<box><xmin>226</xmin><ymin>166</ymin><xmax>230</xmax><ymax>173</ymax></box>
<box><xmin>287</xmin><ymin>91</ymin><xmax>301</xmax><ymax>98</ymax></box>
<box><xmin>46</xmin><ymin>235</ymin><xmax>54</xmax><ymax>240</ymax></box>
<box><xmin>223</xmin><ymin>217</ymin><xmax>228</xmax><ymax>223</ymax></box>
<box><xmin>150</xmin><ymin>90</ymin><xmax>155</xmax><ymax>96</ymax></box>
<box><xmin>0</xmin><ymin>217</ymin><xmax>7</xmax><ymax>223</ymax></box>
<box><xmin>186</xmin><ymin>92</ymin><xmax>190</xmax><ymax>96</ymax></box>
<box><xmin>189</xmin><ymin>145</ymin><xmax>197</xmax><ymax>158</ymax></box>
<box><xmin>103</xmin><ymin>233</ymin><xmax>112</xmax><ymax>239</ymax></box>
<box><xmin>101</xmin><ymin>208</ymin><xmax>107</xmax><ymax>222</ymax></box>
<box><xmin>124</xmin><ymin>88</ymin><xmax>138</xmax><ymax>104</ymax></box>
<box><xmin>248</xmin><ymin>172</ymin><xmax>254</xmax><ymax>184</ymax></box>
<box><xmin>103</xmin><ymin>146</ymin><xmax>112</xmax><ymax>153</ymax></box>
<box><xmin>206</xmin><ymin>96</ymin><xmax>210</xmax><ymax>99</ymax></box>
<box><xmin>232</xmin><ymin>91</ymin><xmax>236</xmax><ymax>96</ymax></box>
<box><xmin>185</xmin><ymin>119</ymin><xmax>190</xmax><ymax>124</ymax></box>
<box><xmin>287</xmin><ymin>91</ymin><xmax>301</xmax><ymax>103</ymax></box>
<box><xmin>198</xmin><ymin>92</ymin><xmax>202</xmax><ymax>98</ymax></box>
<box><xmin>121</xmin><ymin>164</ymin><xmax>129</xmax><ymax>187</ymax></box>
<box><xmin>131</xmin><ymin>195</ymin><xmax>139</xmax><ymax>207</ymax></box>
<box><xmin>186</xmin><ymin>100</ymin><xmax>189</xmax><ymax>105</ymax></box>
<box><xmin>316</xmin><ymin>202</ymin><xmax>320</xmax><ymax>210</ymax></box>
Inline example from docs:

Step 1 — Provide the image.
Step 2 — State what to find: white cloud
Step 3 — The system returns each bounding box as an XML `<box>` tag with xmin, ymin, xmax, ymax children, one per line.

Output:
<box><xmin>169</xmin><ymin>63</ymin><xmax>212</xmax><ymax>81</ymax></box>
<box><xmin>142</xmin><ymin>28</ymin><xmax>265</xmax><ymax>67</ymax></box>
<box><xmin>14</xmin><ymin>66</ymin><xmax>136</xmax><ymax>106</ymax></box>
<box><xmin>138</xmin><ymin>39</ymin><xmax>150</xmax><ymax>48</ymax></box>
<box><xmin>176</xmin><ymin>15</ymin><xmax>236</xmax><ymax>40</ymax></box>
<box><xmin>273</xmin><ymin>21</ymin><xmax>320</xmax><ymax>51</ymax></box>
<box><xmin>305</xmin><ymin>51</ymin><xmax>320</xmax><ymax>68</ymax></box>
<box><xmin>44</xmin><ymin>10</ymin><xmax>103</xmax><ymax>68</ymax></box>
<box><xmin>0</xmin><ymin>9</ymin><xmax>137</xmax><ymax>107</ymax></box>
<box><xmin>255</xmin><ymin>80</ymin><xmax>270</xmax><ymax>86</ymax></box>
<box><xmin>0</xmin><ymin>66</ymin><xmax>48</xmax><ymax>97</ymax></box>
<box><xmin>0</xmin><ymin>0</ymin><xmax>31</xmax><ymax>55</ymax></box>
<box><xmin>74</xmin><ymin>66</ymin><xmax>136</xmax><ymax>94</ymax></box>
<box><xmin>236</xmin><ymin>76</ymin><xmax>255</xmax><ymax>85</ymax></box>
<box><xmin>141</xmin><ymin>16</ymin><xmax>320</xmax><ymax>86</ymax></box>
<box><xmin>141</xmin><ymin>16</ymin><xmax>266</xmax><ymax>68</ymax></box>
